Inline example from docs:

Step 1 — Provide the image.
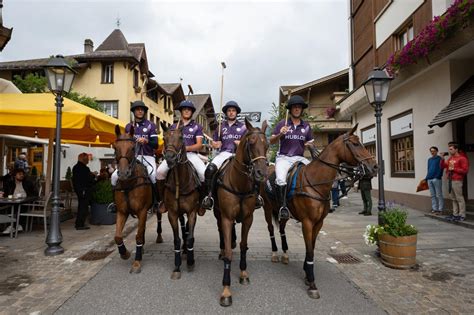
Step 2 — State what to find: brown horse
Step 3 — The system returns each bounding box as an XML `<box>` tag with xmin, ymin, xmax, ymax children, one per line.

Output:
<box><xmin>214</xmin><ymin>119</ymin><xmax>268</xmax><ymax>307</ymax></box>
<box><xmin>261</xmin><ymin>124</ymin><xmax>377</xmax><ymax>298</ymax></box>
<box><xmin>161</xmin><ymin>122</ymin><xmax>204</xmax><ymax>280</ymax></box>
<box><xmin>113</xmin><ymin>125</ymin><xmax>153</xmax><ymax>273</ymax></box>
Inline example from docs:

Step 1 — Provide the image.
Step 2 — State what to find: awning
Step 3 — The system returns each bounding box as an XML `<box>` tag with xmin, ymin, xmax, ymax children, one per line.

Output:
<box><xmin>429</xmin><ymin>76</ymin><xmax>474</xmax><ymax>128</ymax></box>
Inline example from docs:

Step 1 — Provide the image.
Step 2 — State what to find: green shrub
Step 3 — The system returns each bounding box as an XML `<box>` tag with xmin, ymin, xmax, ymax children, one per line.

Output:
<box><xmin>92</xmin><ymin>180</ymin><xmax>114</xmax><ymax>204</ymax></box>
<box><xmin>364</xmin><ymin>208</ymin><xmax>417</xmax><ymax>246</ymax></box>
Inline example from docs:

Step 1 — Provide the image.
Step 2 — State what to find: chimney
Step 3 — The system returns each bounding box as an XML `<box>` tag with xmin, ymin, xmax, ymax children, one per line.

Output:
<box><xmin>84</xmin><ymin>39</ymin><xmax>93</xmax><ymax>53</ymax></box>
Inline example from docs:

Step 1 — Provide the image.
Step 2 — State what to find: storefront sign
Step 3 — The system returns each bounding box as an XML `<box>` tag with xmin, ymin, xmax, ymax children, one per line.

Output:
<box><xmin>390</xmin><ymin>113</ymin><xmax>413</xmax><ymax>136</ymax></box>
<box><xmin>361</xmin><ymin>127</ymin><xmax>376</xmax><ymax>144</ymax></box>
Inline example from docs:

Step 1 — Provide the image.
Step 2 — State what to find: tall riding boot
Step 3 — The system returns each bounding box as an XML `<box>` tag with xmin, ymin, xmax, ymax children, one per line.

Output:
<box><xmin>202</xmin><ymin>163</ymin><xmax>218</xmax><ymax>210</ymax></box>
<box><xmin>150</xmin><ymin>182</ymin><xmax>158</xmax><ymax>213</ymax></box>
<box><xmin>276</xmin><ymin>185</ymin><xmax>290</xmax><ymax>220</ymax></box>
<box><xmin>157</xmin><ymin>179</ymin><xmax>167</xmax><ymax>214</ymax></box>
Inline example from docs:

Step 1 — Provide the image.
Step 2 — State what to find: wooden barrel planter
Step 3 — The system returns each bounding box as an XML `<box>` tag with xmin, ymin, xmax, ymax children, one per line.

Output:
<box><xmin>378</xmin><ymin>234</ymin><xmax>417</xmax><ymax>269</ymax></box>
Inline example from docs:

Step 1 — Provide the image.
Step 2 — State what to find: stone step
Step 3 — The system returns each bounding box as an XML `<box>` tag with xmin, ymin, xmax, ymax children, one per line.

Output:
<box><xmin>425</xmin><ymin>213</ymin><xmax>474</xmax><ymax>230</ymax></box>
<box><xmin>466</xmin><ymin>203</ymin><xmax>474</xmax><ymax>212</ymax></box>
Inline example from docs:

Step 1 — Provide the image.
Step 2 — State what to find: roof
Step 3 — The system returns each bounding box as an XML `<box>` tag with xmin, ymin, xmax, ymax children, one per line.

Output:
<box><xmin>429</xmin><ymin>76</ymin><xmax>474</xmax><ymax>128</ymax></box>
<box><xmin>159</xmin><ymin>83</ymin><xmax>182</xmax><ymax>95</ymax></box>
<box><xmin>96</xmin><ymin>29</ymin><xmax>129</xmax><ymax>51</ymax></box>
<box><xmin>186</xmin><ymin>94</ymin><xmax>217</xmax><ymax>130</ymax></box>
<box><xmin>290</xmin><ymin>68</ymin><xmax>349</xmax><ymax>93</ymax></box>
<box><xmin>159</xmin><ymin>83</ymin><xmax>185</xmax><ymax>108</ymax></box>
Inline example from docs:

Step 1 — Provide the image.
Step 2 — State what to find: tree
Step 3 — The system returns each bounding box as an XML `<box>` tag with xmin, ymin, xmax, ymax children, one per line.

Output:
<box><xmin>267</xmin><ymin>102</ymin><xmax>286</xmax><ymax>162</ymax></box>
<box><xmin>65</xmin><ymin>91</ymin><xmax>102</xmax><ymax>112</ymax></box>
<box><xmin>13</xmin><ymin>73</ymin><xmax>47</xmax><ymax>93</ymax></box>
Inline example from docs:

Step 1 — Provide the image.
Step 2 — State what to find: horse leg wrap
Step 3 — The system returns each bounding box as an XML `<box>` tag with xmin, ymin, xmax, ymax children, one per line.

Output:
<box><xmin>239</xmin><ymin>248</ymin><xmax>248</xmax><ymax>271</ymax></box>
<box><xmin>219</xmin><ymin>228</ymin><xmax>225</xmax><ymax>250</ymax></box>
<box><xmin>135</xmin><ymin>243</ymin><xmax>143</xmax><ymax>261</ymax></box>
<box><xmin>280</xmin><ymin>228</ymin><xmax>288</xmax><ymax>252</ymax></box>
<box><xmin>270</xmin><ymin>234</ymin><xmax>278</xmax><ymax>252</ymax></box>
<box><xmin>117</xmin><ymin>242</ymin><xmax>127</xmax><ymax>256</ymax></box>
<box><xmin>156</xmin><ymin>217</ymin><xmax>162</xmax><ymax>234</ymax></box>
<box><xmin>304</xmin><ymin>257</ymin><xmax>315</xmax><ymax>283</ymax></box>
<box><xmin>187</xmin><ymin>237</ymin><xmax>195</xmax><ymax>265</ymax></box>
<box><xmin>231</xmin><ymin>223</ymin><xmax>237</xmax><ymax>244</ymax></box>
<box><xmin>174</xmin><ymin>238</ymin><xmax>182</xmax><ymax>267</ymax></box>
<box><xmin>223</xmin><ymin>258</ymin><xmax>231</xmax><ymax>286</ymax></box>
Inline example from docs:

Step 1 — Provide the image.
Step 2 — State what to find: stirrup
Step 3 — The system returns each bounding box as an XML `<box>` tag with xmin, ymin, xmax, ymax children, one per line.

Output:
<box><xmin>202</xmin><ymin>195</ymin><xmax>214</xmax><ymax>210</ymax></box>
<box><xmin>255</xmin><ymin>195</ymin><xmax>264</xmax><ymax>209</ymax></box>
<box><xmin>107</xmin><ymin>203</ymin><xmax>116</xmax><ymax>214</ymax></box>
<box><xmin>278</xmin><ymin>206</ymin><xmax>290</xmax><ymax>221</ymax></box>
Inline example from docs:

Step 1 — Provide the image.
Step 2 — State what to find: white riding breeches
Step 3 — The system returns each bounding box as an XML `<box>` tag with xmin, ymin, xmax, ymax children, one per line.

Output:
<box><xmin>275</xmin><ymin>154</ymin><xmax>310</xmax><ymax>186</ymax></box>
<box><xmin>111</xmin><ymin>155</ymin><xmax>157</xmax><ymax>186</ymax></box>
<box><xmin>156</xmin><ymin>152</ymin><xmax>206</xmax><ymax>182</ymax></box>
<box><xmin>211</xmin><ymin>151</ymin><xmax>233</xmax><ymax>169</ymax></box>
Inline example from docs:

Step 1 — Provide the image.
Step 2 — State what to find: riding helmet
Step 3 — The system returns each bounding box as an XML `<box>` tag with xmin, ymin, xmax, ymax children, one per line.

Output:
<box><xmin>177</xmin><ymin>100</ymin><xmax>196</xmax><ymax>113</ymax></box>
<box><xmin>286</xmin><ymin>95</ymin><xmax>308</xmax><ymax>109</ymax></box>
<box><xmin>130</xmin><ymin>100</ymin><xmax>149</xmax><ymax>112</ymax></box>
<box><xmin>222</xmin><ymin>100</ymin><xmax>241</xmax><ymax>114</ymax></box>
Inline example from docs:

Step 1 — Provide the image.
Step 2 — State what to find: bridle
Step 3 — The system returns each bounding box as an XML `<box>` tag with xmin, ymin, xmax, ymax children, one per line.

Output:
<box><xmin>233</xmin><ymin>130</ymin><xmax>267</xmax><ymax>178</ymax></box>
<box><xmin>164</xmin><ymin>130</ymin><xmax>185</xmax><ymax>166</ymax></box>
<box><xmin>114</xmin><ymin>138</ymin><xmax>138</xmax><ymax>179</ymax></box>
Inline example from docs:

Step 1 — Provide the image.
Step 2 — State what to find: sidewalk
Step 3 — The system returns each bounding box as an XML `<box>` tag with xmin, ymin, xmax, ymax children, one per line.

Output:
<box><xmin>0</xmin><ymin>192</ymin><xmax>473</xmax><ymax>314</ymax></box>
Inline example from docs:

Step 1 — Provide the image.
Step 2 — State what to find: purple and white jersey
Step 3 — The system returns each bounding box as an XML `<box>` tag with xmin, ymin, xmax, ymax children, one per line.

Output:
<box><xmin>272</xmin><ymin>119</ymin><xmax>313</xmax><ymax>157</ymax></box>
<box><xmin>171</xmin><ymin>120</ymin><xmax>203</xmax><ymax>151</ymax></box>
<box><xmin>125</xmin><ymin>119</ymin><xmax>158</xmax><ymax>156</ymax></box>
<box><xmin>213</xmin><ymin>120</ymin><xmax>247</xmax><ymax>153</ymax></box>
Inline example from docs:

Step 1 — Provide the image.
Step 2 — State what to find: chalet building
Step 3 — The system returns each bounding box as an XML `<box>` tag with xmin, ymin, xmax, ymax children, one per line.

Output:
<box><xmin>0</xmin><ymin>0</ymin><xmax>12</xmax><ymax>51</ymax></box>
<box><xmin>337</xmin><ymin>0</ymin><xmax>474</xmax><ymax>211</ymax></box>
<box><xmin>279</xmin><ymin>69</ymin><xmax>352</xmax><ymax>150</ymax></box>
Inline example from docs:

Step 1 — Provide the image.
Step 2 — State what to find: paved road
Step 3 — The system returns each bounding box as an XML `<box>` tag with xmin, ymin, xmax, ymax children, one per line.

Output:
<box><xmin>56</xmin><ymin>211</ymin><xmax>385</xmax><ymax>314</ymax></box>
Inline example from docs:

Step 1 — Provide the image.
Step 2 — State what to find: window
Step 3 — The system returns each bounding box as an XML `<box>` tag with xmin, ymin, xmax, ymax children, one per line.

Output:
<box><xmin>102</xmin><ymin>63</ymin><xmax>114</xmax><ymax>83</ymax></box>
<box><xmin>390</xmin><ymin>111</ymin><xmax>414</xmax><ymax>177</ymax></box>
<box><xmin>98</xmin><ymin>101</ymin><xmax>118</xmax><ymax>118</ymax></box>
<box><xmin>133</xmin><ymin>70</ymin><xmax>139</xmax><ymax>89</ymax></box>
<box><xmin>397</xmin><ymin>24</ymin><xmax>414</xmax><ymax>50</ymax></box>
<box><xmin>361</xmin><ymin>125</ymin><xmax>376</xmax><ymax>159</ymax></box>
<box><xmin>150</xmin><ymin>113</ymin><xmax>155</xmax><ymax>124</ymax></box>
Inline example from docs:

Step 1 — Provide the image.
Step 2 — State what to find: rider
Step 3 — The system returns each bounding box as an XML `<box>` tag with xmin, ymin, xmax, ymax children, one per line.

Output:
<box><xmin>156</xmin><ymin>100</ymin><xmax>206</xmax><ymax>213</ymax></box>
<box><xmin>110</xmin><ymin>100</ymin><xmax>159</xmax><ymax>208</ymax></box>
<box><xmin>270</xmin><ymin>95</ymin><xmax>314</xmax><ymax>220</ymax></box>
<box><xmin>201</xmin><ymin>100</ymin><xmax>265</xmax><ymax>210</ymax></box>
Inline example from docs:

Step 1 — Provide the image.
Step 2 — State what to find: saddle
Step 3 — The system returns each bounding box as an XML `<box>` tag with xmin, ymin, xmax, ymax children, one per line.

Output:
<box><xmin>265</xmin><ymin>162</ymin><xmax>305</xmax><ymax>201</ymax></box>
<box><xmin>164</xmin><ymin>161</ymin><xmax>201</xmax><ymax>195</ymax></box>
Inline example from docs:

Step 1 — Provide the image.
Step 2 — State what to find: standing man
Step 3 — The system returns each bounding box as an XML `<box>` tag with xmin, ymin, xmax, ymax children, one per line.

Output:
<box><xmin>201</xmin><ymin>100</ymin><xmax>255</xmax><ymax>209</ymax></box>
<box><xmin>426</xmin><ymin>146</ymin><xmax>444</xmax><ymax>215</ymax></box>
<box><xmin>111</xmin><ymin>100</ymin><xmax>159</xmax><ymax>208</ymax></box>
<box><xmin>270</xmin><ymin>95</ymin><xmax>314</xmax><ymax>220</ymax></box>
<box><xmin>156</xmin><ymin>100</ymin><xmax>206</xmax><ymax>213</ymax></box>
<box><xmin>358</xmin><ymin>173</ymin><xmax>373</xmax><ymax>216</ymax></box>
<box><xmin>72</xmin><ymin>153</ymin><xmax>96</xmax><ymax>230</ymax></box>
<box><xmin>441</xmin><ymin>143</ymin><xmax>469</xmax><ymax>221</ymax></box>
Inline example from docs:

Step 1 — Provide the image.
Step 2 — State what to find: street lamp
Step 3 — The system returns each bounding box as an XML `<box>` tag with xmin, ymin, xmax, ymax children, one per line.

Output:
<box><xmin>363</xmin><ymin>68</ymin><xmax>392</xmax><ymax>222</ymax></box>
<box><xmin>44</xmin><ymin>55</ymin><xmax>76</xmax><ymax>256</ymax></box>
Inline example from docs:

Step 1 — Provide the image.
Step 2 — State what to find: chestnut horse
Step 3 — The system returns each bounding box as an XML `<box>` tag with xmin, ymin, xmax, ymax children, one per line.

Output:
<box><xmin>113</xmin><ymin>125</ymin><xmax>153</xmax><ymax>273</ymax></box>
<box><xmin>161</xmin><ymin>122</ymin><xmax>204</xmax><ymax>280</ymax></box>
<box><xmin>261</xmin><ymin>124</ymin><xmax>377</xmax><ymax>298</ymax></box>
<box><xmin>214</xmin><ymin>119</ymin><xmax>268</xmax><ymax>307</ymax></box>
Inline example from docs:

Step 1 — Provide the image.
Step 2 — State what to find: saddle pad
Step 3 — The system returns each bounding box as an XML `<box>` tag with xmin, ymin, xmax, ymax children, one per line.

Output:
<box><xmin>265</xmin><ymin>162</ymin><xmax>304</xmax><ymax>201</ymax></box>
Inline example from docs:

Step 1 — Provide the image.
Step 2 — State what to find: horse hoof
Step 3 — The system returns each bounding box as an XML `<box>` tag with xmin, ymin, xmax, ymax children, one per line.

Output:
<box><xmin>187</xmin><ymin>263</ymin><xmax>195</xmax><ymax>272</ymax></box>
<box><xmin>307</xmin><ymin>289</ymin><xmax>320</xmax><ymax>299</ymax></box>
<box><xmin>129</xmin><ymin>264</ymin><xmax>142</xmax><ymax>274</ymax></box>
<box><xmin>281</xmin><ymin>255</ymin><xmax>289</xmax><ymax>265</ymax></box>
<box><xmin>219</xmin><ymin>296</ymin><xmax>232</xmax><ymax>307</ymax></box>
<box><xmin>271</xmin><ymin>255</ymin><xmax>280</xmax><ymax>263</ymax></box>
<box><xmin>155</xmin><ymin>235</ymin><xmax>163</xmax><ymax>243</ymax></box>
<box><xmin>120</xmin><ymin>251</ymin><xmax>131</xmax><ymax>260</ymax></box>
<box><xmin>171</xmin><ymin>271</ymin><xmax>181</xmax><ymax>280</ymax></box>
<box><xmin>239</xmin><ymin>277</ymin><xmax>250</xmax><ymax>285</ymax></box>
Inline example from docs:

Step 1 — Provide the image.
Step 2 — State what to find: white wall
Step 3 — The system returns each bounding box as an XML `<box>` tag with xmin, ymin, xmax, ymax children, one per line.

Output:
<box><xmin>375</xmin><ymin>0</ymin><xmax>424</xmax><ymax>48</ymax></box>
<box><xmin>432</xmin><ymin>0</ymin><xmax>455</xmax><ymax>17</ymax></box>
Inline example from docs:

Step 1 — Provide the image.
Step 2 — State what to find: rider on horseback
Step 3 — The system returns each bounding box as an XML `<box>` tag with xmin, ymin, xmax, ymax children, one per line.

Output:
<box><xmin>156</xmin><ymin>100</ymin><xmax>206</xmax><ymax>213</ymax></box>
<box><xmin>269</xmin><ymin>95</ymin><xmax>314</xmax><ymax>220</ymax></box>
<box><xmin>110</xmin><ymin>100</ymin><xmax>159</xmax><ymax>210</ymax></box>
<box><xmin>201</xmin><ymin>101</ymin><xmax>263</xmax><ymax>210</ymax></box>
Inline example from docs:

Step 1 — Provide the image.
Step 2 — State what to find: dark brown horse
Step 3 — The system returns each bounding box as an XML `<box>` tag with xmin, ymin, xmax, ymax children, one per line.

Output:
<box><xmin>261</xmin><ymin>124</ymin><xmax>377</xmax><ymax>298</ymax></box>
<box><xmin>161</xmin><ymin>122</ymin><xmax>204</xmax><ymax>280</ymax></box>
<box><xmin>113</xmin><ymin>125</ymin><xmax>153</xmax><ymax>273</ymax></box>
<box><xmin>214</xmin><ymin>119</ymin><xmax>268</xmax><ymax>307</ymax></box>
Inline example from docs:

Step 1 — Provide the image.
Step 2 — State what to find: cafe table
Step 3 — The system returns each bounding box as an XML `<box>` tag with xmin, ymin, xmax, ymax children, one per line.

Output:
<box><xmin>0</xmin><ymin>196</ymin><xmax>38</xmax><ymax>238</ymax></box>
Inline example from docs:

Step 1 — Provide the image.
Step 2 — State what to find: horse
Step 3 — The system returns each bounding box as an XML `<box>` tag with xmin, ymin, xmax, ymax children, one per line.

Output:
<box><xmin>112</xmin><ymin>125</ymin><xmax>153</xmax><ymax>274</ymax></box>
<box><xmin>160</xmin><ymin>122</ymin><xmax>205</xmax><ymax>280</ymax></box>
<box><xmin>260</xmin><ymin>123</ymin><xmax>377</xmax><ymax>298</ymax></box>
<box><xmin>214</xmin><ymin>119</ymin><xmax>269</xmax><ymax>307</ymax></box>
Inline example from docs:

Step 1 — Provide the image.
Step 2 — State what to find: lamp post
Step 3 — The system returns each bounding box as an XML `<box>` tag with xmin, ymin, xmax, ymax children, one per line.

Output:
<box><xmin>43</xmin><ymin>55</ymin><xmax>76</xmax><ymax>256</ymax></box>
<box><xmin>363</xmin><ymin>68</ymin><xmax>392</xmax><ymax>224</ymax></box>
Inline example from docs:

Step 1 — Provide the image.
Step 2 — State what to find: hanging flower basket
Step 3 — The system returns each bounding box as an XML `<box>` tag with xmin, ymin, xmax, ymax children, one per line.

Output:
<box><xmin>326</xmin><ymin>107</ymin><xmax>336</xmax><ymax>119</ymax></box>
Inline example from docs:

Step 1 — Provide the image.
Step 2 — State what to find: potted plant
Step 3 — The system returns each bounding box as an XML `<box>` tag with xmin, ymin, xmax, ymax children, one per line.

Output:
<box><xmin>364</xmin><ymin>208</ymin><xmax>418</xmax><ymax>269</ymax></box>
<box><xmin>90</xmin><ymin>180</ymin><xmax>116</xmax><ymax>225</ymax></box>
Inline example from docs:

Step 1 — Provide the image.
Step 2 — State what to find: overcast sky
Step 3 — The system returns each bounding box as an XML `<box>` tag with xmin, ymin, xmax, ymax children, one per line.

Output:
<box><xmin>1</xmin><ymin>0</ymin><xmax>348</xmax><ymax>123</ymax></box>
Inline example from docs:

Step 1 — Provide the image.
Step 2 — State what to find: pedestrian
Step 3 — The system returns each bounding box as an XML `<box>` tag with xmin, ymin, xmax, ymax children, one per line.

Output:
<box><xmin>330</xmin><ymin>177</ymin><xmax>340</xmax><ymax>212</ymax></box>
<box><xmin>72</xmin><ymin>153</ymin><xmax>97</xmax><ymax>230</ymax></box>
<box><xmin>269</xmin><ymin>95</ymin><xmax>315</xmax><ymax>220</ymax></box>
<box><xmin>156</xmin><ymin>100</ymin><xmax>207</xmax><ymax>213</ymax></box>
<box><xmin>425</xmin><ymin>146</ymin><xmax>444</xmax><ymax>215</ymax></box>
<box><xmin>441</xmin><ymin>143</ymin><xmax>469</xmax><ymax>221</ymax></box>
<box><xmin>14</xmin><ymin>152</ymin><xmax>30</xmax><ymax>174</ymax></box>
<box><xmin>110</xmin><ymin>100</ymin><xmax>159</xmax><ymax>209</ymax></box>
<box><xmin>358</xmin><ymin>173</ymin><xmax>373</xmax><ymax>216</ymax></box>
<box><xmin>1</xmin><ymin>162</ymin><xmax>15</xmax><ymax>191</ymax></box>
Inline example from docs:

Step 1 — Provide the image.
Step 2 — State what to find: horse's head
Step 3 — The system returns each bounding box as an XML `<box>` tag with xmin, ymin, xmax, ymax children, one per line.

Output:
<box><xmin>161</xmin><ymin>121</ymin><xmax>184</xmax><ymax>169</ymax></box>
<box><xmin>113</xmin><ymin>124</ymin><xmax>136</xmax><ymax>181</ymax></box>
<box><xmin>333</xmin><ymin>124</ymin><xmax>378</xmax><ymax>177</ymax></box>
<box><xmin>239</xmin><ymin>118</ymin><xmax>269</xmax><ymax>183</ymax></box>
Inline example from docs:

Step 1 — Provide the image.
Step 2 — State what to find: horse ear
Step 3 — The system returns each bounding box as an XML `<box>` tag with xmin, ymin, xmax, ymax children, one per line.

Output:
<box><xmin>160</xmin><ymin>121</ymin><xmax>168</xmax><ymax>132</ymax></box>
<box><xmin>261</xmin><ymin>120</ymin><xmax>268</xmax><ymax>134</ymax></box>
<box><xmin>115</xmin><ymin>125</ymin><xmax>121</xmax><ymax>137</ymax></box>
<box><xmin>129</xmin><ymin>125</ymin><xmax>135</xmax><ymax>137</ymax></box>
<box><xmin>245</xmin><ymin>117</ymin><xmax>254</xmax><ymax>130</ymax></box>
<box><xmin>349</xmin><ymin>123</ymin><xmax>359</xmax><ymax>135</ymax></box>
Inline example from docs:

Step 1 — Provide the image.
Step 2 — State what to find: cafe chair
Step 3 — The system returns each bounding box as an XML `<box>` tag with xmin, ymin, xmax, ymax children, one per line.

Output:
<box><xmin>15</xmin><ymin>192</ymin><xmax>53</xmax><ymax>238</ymax></box>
